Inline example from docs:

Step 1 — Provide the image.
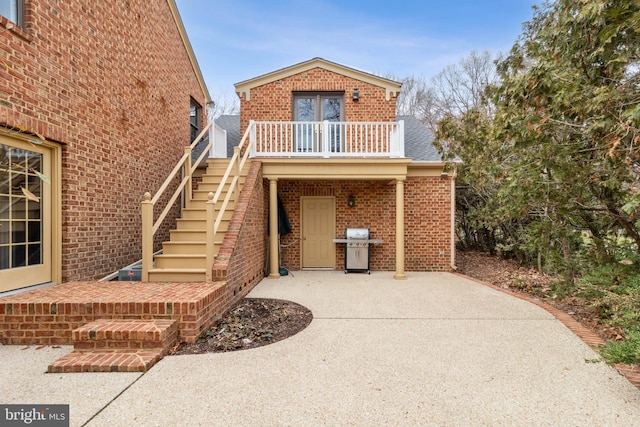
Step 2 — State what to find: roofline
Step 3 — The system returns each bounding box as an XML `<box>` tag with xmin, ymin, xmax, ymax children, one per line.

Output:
<box><xmin>167</xmin><ymin>0</ymin><xmax>211</xmax><ymax>105</ymax></box>
<box><xmin>408</xmin><ymin>161</ymin><xmax>447</xmax><ymax>166</ymax></box>
<box><xmin>235</xmin><ymin>57</ymin><xmax>402</xmax><ymax>101</ymax></box>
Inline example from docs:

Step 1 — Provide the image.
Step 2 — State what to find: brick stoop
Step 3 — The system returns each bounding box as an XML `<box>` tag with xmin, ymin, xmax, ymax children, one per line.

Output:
<box><xmin>0</xmin><ymin>281</ymin><xmax>227</xmax><ymax>346</ymax></box>
<box><xmin>48</xmin><ymin>319</ymin><xmax>178</xmax><ymax>373</ymax></box>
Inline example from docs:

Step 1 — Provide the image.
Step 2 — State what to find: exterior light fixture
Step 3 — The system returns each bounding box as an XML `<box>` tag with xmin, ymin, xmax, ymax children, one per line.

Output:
<box><xmin>352</xmin><ymin>88</ymin><xmax>359</xmax><ymax>102</ymax></box>
<box><xmin>348</xmin><ymin>194</ymin><xmax>356</xmax><ymax>207</ymax></box>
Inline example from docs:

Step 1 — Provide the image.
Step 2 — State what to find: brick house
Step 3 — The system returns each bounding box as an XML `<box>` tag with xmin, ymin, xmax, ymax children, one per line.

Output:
<box><xmin>0</xmin><ymin>0</ymin><xmax>210</xmax><ymax>293</ymax></box>
<box><xmin>0</xmin><ymin>32</ymin><xmax>456</xmax><ymax>368</ymax></box>
<box><xmin>176</xmin><ymin>57</ymin><xmax>456</xmax><ymax>284</ymax></box>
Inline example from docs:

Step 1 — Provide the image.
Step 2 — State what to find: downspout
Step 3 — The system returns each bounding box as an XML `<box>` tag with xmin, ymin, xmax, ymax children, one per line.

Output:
<box><xmin>450</xmin><ymin>169</ymin><xmax>457</xmax><ymax>270</ymax></box>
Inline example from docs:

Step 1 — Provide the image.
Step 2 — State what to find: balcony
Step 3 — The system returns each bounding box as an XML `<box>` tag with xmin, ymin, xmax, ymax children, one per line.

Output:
<box><xmin>248</xmin><ymin>120</ymin><xmax>405</xmax><ymax>158</ymax></box>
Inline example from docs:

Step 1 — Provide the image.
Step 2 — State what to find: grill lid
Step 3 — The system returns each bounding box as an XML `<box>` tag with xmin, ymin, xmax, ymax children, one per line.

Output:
<box><xmin>346</xmin><ymin>228</ymin><xmax>370</xmax><ymax>240</ymax></box>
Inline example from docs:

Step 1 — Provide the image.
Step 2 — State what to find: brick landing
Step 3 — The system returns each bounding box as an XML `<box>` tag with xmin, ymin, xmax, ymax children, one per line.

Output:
<box><xmin>0</xmin><ymin>281</ymin><xmax>227</xmax><ymax>346</ymax></box>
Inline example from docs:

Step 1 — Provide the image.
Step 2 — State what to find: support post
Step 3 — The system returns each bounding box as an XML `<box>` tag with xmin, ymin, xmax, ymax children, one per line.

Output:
<box><xmin>205</xmin><ymin>192</ymin><xmax>215</xmax><ymax>282</ymax></box>
<box><xmin>234</xmin><ymin>146</ymin><xmax>241</xmax><ymax>202</ymax></box>
<box><xmin>394</xmin><ymin>178</ymin><xmax>407</xmax><ymax>280</ymax></box>
<box><xmin>184</xmin><ymin>146</ymin><xmax>192</xmax><ymax>208</ymax></box>
<box><xmin>268</xmin><ymin>178</ymin><xmax>280</xmax><ymax>279</ymax></box>
<box><xmin>141</xmin><ymin>192</ymin><xmax>153</xmax><ymax>282</ymax></box>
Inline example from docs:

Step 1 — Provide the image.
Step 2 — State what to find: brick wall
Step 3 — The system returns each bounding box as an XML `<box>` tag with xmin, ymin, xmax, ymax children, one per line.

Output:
<box><xmin>239</xmin><ymin>67</ymin><xmax>397</xmax><ymax>134</ymax></box>
<box><xmin>405</xmin><ymin>176</ymin><xmax>453</xmax><ymax>271</ymax></box>
<box><xmin>212</xmin><ymin>161</ymin><xmax>266</xmax><ymax>306</ymax></box>
<box><xmin>1</xmin><ymin>1</ymin><xmax>206</xmax><ymax>280</ymax></box>
<box><xmin>276</xmin><ymin>177</ymin><xmax>452</xmax><ymax>272</ymax></box>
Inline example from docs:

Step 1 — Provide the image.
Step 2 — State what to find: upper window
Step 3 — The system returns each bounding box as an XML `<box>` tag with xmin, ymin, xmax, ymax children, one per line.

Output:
<box><xmin>292</xmin><ymin>92</ymin><xmax>344</xmax><ymax>122</ymax></box>
<box><xmin>189</xmin><ymin>98</ymin><xmax>202</xmax><ymax>142</ymax></box>
<box><xmin>292</xmin><ymin>92</ymin><xmax>344</xmax><ymax>152</ymax></box>
<box><xmin>0</xmin><ymin>0</ymin><xmax>24</xmax><ymax>27</ymax></box>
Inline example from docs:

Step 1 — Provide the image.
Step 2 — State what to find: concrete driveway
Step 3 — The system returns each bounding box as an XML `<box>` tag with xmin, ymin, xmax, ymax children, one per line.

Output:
<box><xmin>1</xmin><ymin>272</ymin><xmax>639</xmax><ymax>426</ymax></box>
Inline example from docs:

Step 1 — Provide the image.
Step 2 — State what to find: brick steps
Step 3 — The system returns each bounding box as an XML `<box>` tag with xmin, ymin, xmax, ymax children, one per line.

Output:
<box><xmin>0</xmin><ymin>281</ymin><xmax>226</xmax><ymax>346</ymax></box>
<box><xmin>48</xmin><ymin>319</ymin><xmax>178</xmax><ymax>373</ymax></box>
<box><xmin>48</xmin><ymin>350</ymin><xmax>163</xmax><ymax>373</ymax></box>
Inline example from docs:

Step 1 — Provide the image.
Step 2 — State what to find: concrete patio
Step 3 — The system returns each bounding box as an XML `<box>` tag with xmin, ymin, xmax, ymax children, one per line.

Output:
<box><xmin>1</xmin><ymin>271</ymin><xmax>639</xmax><ymax>426</ymax></box>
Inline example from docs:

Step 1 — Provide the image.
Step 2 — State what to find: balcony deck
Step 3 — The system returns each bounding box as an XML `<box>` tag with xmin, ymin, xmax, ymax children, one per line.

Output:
<box><xmin>248</xmin><ymin>120</ymin><xmax>405</xmax><ymax>158</ymax></box>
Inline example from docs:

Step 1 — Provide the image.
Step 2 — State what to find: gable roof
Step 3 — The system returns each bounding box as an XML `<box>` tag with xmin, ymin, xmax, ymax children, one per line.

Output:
<box><xmin>235</xmin><ymin>57</ymin><xmax>401</xmax><ymax>101</ymax></box>
<box><xmin>167</xmin><ymin>0</ymin><xmax>211</xmax><ymax>104</ymax></box>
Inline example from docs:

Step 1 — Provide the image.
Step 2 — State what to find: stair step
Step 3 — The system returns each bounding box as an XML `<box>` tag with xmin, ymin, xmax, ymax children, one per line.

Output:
<box><xmin>72</xmin><ymin>319</ymin><xmax>178</xmax><ymax>351</ymax></box>
<box><xmin>176</xmin><ymin>217</ymin><xmax>230</xmax><ymax>231</ymax></box>
<box><xmin>162</xmin><ymin>243</ymin><xmax>205</xmax><ymax>255</ymax></box>
<box><xmin>48</xmin><ymin>349</ymin><xmax>164</xmax><ymax>373</ymax></box>
<box><xmin>48</xmin><ymin>319</ymin><xmax>179</xmax><ymax>373</ymax></box>
<box><xmin>147</xmin><ymin>268</ymin><xmax>206</xmax><ymax>282</ymax></box>
<box><xmin>198</xmin><ymin>176</ymin><xmax>247</xmax><ymax>186</ymax></box>
<box><xmin>188</xmin><ymin>199</ymin><xmax>236</xmax><ymax>209</ymax></box>
<box><xmin>192</xmin><ymin>190</ymin><xmax>237</xmax><ymax>202</ymax></box>
<box><xmin>181</xmin><ymin>209</ymin><xmax>207</xmax><ymax>220</ymax></box>
<box><xmin>169</xmin><ymin>229</ymin><xmax>229</xmax><ymax>241</ymax></box>
<box><xmin>183</xmin><ymin>200</ymin><xmax>236</xmax><ymax>213</ymax></box>
<box><xmin>154</xmin><ymin>254</ymin><xmax>207</xmax><ymax>269</ymax></box>
<box><xmin>162</xmin><ymin>241</ymin><xmax>222</xmax><ymax>255</ymax></box>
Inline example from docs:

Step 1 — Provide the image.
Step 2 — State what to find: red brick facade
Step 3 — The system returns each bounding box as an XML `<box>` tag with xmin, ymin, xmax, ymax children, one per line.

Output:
<box><xmin>275</xmin><ymin>177</ymin><xmax>452</xmax><ymax>272</ymax></box>
<box><xmin>238</xmin><ymin>61</ymin><xmax>454</xmax><ymax>273</ymax></box>
<box><xmin>1</xmin><ymin>1</ymin><xmax>207</xmax><ymax>281</ymax></box>
<box><xmin>212</xmin><ymin>161</ymin><xmax>266</xmax><ymax>303</ymax></box>
<box><xmin>239</xmin><ymin>67</ymin><xmax>396</xmax><ymax>136</ymax></box>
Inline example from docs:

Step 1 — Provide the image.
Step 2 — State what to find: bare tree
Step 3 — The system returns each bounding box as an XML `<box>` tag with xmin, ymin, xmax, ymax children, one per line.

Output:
<box><xmin>396</xmin><ymin>50</ymin><xmax>501</xmax><ymax>131</ymax></box>
<box><xmin>430</xmin><ymin>50</ymin><xmax>500</xmax><ymax>121</ymax></box>
<box><xmin>208</xmin><ymin>91</ymin><xmax>240</xmax><ymax>120</ymax></box>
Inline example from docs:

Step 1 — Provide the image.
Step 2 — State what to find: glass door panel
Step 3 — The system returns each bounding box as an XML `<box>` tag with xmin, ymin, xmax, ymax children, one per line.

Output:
<box><xmin>321</xmin><ymin>97</ymin><xmax>342</xmax><ymax>151</ymax></box>
<box><xmin>295</xmin><ymin>97</ymin><xmax>315</xmax><ymax>152</ymax></box>
<box><xmin>0</xmin><ymin>137</ymin><xmax>51</xmax><ymax>292</ymax></box>
<box><xmin>293</xmin><ymin>93</ymin><xmax>344</xmax><ymax>154</ymax></box>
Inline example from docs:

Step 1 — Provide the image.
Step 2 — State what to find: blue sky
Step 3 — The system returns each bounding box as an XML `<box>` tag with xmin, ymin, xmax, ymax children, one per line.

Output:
<box><xmin>175</xmin><ymin>0</ymin><xmax>541</xmax><ymax>99</ymax></box>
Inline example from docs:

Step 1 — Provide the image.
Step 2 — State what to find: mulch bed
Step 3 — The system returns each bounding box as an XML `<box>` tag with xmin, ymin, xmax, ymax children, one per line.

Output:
<box><xmin>169</xmin><ymin>298</ymin><xmax>313</xmax><ymax>355</ymax></box>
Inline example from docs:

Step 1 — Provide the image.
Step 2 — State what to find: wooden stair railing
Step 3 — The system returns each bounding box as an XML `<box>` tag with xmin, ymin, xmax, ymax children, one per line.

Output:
<box><xmin>141</xmin><ymin>122</ymin><xmax>212</xmax><ymax>282</ymax></box>
<box><xmin>205</xmin><ymin>122</ymin><xmax>253</xmax><ymax>281</ymax></box>
<box><xmin>141</xmin><ymin>120</ymin><xmax>254</xmax><ymax>282</ymax></box>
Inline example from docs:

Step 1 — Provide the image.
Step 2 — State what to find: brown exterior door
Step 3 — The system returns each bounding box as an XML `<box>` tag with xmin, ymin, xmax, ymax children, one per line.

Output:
<box><xmin>0</xmin><ymin>135</ymin><xmax>53</xmax><ymax>292</ymax></box>
<box><xmin>301</xmin><ymin>197</ymin><xmax>335</xmax><ymax>268</ymax></box>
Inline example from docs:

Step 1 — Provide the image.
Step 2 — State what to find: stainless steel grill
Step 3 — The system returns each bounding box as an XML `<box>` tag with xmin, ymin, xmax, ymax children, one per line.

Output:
<box><xmin>345</xmin><ymin>228</ymin><xmax>371</xmax><ymax>274</ymax></box>
<box><xmin>332</xmin><ymin>229</ymin><xmax>383</xmax><ymax>274</ymax></box>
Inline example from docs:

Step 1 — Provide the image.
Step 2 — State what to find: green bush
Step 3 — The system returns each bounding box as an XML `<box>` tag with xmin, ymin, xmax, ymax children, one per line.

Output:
<box><xmin>580</xmin><ymin>253</ymin><xmax>640</xmax><ymax>365</ymax></box>
<box><xmin>599</xmin><ymin>328</ymin><xmax>640</xmax><ymax>365</ymax></box>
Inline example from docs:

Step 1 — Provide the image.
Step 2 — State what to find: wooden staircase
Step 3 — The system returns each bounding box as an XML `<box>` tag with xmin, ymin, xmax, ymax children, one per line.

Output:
<box><xmin>147</xmin><ymin>158</ymin><xmax>248</xmax><ymax>282</ymax></box>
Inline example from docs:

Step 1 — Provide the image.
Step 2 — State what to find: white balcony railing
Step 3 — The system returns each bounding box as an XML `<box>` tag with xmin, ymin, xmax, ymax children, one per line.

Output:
<box><xmin>249</xmin><ymin>120</ymin><xmax>404</xmax><ymax>158</ymax></box>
